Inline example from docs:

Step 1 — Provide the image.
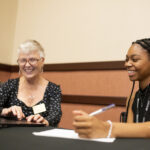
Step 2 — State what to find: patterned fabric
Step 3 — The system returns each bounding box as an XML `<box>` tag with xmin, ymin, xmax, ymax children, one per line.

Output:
<box><xmin>132</xmin><ymin>85</ymin><xmax>150</xmax><ymax>122</ymax></box>
<box><xmin>0</xmin><ymin>78</ymin><xmax>62</xmax><ymax>127</ymax></box>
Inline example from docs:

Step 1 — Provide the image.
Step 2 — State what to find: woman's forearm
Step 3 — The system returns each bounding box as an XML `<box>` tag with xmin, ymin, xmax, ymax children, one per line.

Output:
<box><xmin>112</xmin><ymin>122</ymin><xmax>150</xmax><ymax>138</ymax></box>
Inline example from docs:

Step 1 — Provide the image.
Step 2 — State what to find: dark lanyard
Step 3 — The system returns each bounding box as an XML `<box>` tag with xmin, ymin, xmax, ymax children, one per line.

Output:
<box><xmin>136</xmin><ymin>89</ymin><xmax>150</xmax><ymax>123</ymax></box>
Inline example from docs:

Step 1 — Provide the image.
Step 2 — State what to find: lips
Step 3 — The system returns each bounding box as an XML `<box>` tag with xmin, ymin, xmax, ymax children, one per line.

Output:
<box><xmin>24</xmin><ymin>68</ymin><xmax>34</xmax><ymax>74</ymax></box>
<box><xmin>127</xmin><ymin>70</ymin><xmax>136</xmax><ymax>76</ymax></box>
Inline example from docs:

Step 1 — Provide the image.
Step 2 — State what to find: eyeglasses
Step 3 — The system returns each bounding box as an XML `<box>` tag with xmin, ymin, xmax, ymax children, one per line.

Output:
<box><xmin>17</xmin><ymin>58</ymin><xmax>41</xmax><ymax>65</ymax></box>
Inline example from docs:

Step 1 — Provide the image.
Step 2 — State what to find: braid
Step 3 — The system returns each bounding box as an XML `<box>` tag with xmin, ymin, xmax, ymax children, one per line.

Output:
<box><xmin>132</xmin><ymin>38</ymin><xmax>150</xmax><ymax>54</ymax></box>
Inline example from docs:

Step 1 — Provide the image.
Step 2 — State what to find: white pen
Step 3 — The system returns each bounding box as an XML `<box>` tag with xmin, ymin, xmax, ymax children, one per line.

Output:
<box><xmin>89</xmin><ymin>104</ymin><xmax>115</xmax><ymax>116</ymax></box>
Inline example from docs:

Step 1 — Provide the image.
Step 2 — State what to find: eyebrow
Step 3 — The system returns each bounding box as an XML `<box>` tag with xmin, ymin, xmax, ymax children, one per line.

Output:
<box><xmin>126</xmin><ymin>54</ymin><xmax>141</xmax><ymax>57</ymax></box>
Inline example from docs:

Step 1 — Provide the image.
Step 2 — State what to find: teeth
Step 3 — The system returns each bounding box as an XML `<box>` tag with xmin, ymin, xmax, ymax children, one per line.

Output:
<box><xmin>24</xmin><ymin>69</ymin><xmax>33</xmax><ymax>73</ymax></box>
<box><xmin>128</xmin><ymin>70</ymin><xmax>136</xmax><ymax>76</ymax></box>
<box><xmin>128</xmin><ymin>71</ymin><xmax>135</xmax><ymax>73</ymax></box>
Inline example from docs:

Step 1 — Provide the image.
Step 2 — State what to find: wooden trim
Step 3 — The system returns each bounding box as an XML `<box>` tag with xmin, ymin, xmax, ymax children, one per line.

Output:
<box><xmin>44</xmin><ymin>61</ymin><xmax>125</xmax><ymax>71</ymax></box>
<box><xmin>0</xmin><ymin>63</ymin><xmax>11</xmax><ymax>72</ymax></box>
<box><xmin>10</xmin><ymin>65</ymin><xmax>19</xmax><ymax>72</ymax></box>
<box><xmin>62</xmin><ymin>95</ymin><xmax>126</xmax><ymax>106</ymax></box>
<box><xmin>0</xmin><ymin>61</ymin><xmax>125</xmax><ymax>72</ymax></box>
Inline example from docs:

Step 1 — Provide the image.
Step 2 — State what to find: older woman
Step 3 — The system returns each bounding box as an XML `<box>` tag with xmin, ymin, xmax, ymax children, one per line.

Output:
<box><xmin>0</xmin><ymin>40</ymin><xmax>62</xmax><ymax>127</ymax></box>
<box><xmin>73</xmin><ymin>38</ymin><xmax>150</xmax><ymax>138</ymax></box>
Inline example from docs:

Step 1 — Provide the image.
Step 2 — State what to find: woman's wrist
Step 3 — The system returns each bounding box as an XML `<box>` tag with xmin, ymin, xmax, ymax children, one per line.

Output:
<box><xmin>107</xmin><ymin>120</ymin><xmax>113</xmax><ymax>138</ymax></box>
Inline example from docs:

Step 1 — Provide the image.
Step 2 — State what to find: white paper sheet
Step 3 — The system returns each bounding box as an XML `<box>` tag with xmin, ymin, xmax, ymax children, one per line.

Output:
<box><xmin>33</xmin><ymin>129</ymin><xmax>115</xmax><ymax>143</ymax></box>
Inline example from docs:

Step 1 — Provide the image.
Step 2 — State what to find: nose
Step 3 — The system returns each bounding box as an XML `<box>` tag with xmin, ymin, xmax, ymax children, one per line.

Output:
<box><xmin>124</xmin><ymin>60</ymin><xmax>133</xmax><ymax>68</ymax></box>
<box><xmin>24</xmin><ymin>60</ymin><xmax>31</xmax><ymax>67</ymax></box>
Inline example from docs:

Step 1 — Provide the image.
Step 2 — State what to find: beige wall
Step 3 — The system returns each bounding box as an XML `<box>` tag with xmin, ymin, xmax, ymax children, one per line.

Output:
<box><xmin>0</xmin><ymin>0</ymin><xmax>18</xmax><ymax>64</ymax></box>
<box><xmin>1</xmin><ymin>0</ymin><xmax>150</xmax><ymax>64</ymax></box>
<box><xmin>11</xmin><ymin>0</ymin><xmax>150</xmax><ymax>65</ymax></box>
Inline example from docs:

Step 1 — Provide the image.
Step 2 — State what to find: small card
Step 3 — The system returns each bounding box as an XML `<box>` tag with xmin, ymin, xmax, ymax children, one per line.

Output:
<box><xmin>32</xmin><ymin>103</ymin><xmax>46</xmax><ymax>114</ymax></box>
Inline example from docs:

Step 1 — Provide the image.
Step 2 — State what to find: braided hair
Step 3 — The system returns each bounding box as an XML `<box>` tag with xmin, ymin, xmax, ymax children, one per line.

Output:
<box><xmin>132</xmin><ymin>38</ymin><xmax>150</xmax><ymax>55</ymax></box>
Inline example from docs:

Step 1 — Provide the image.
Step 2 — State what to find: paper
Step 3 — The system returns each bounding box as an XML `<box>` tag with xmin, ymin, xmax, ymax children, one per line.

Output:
<box><xmin>33</xmin><ymin>129</ymin><xmax>115</xmax><ymax>143</ymax></box>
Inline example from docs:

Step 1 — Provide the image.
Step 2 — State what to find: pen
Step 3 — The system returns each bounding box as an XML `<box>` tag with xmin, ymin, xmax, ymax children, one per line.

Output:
<box><xmin>89</xmin><ymin>104</ymin><xmax>115</xmax><ymax>116</ymax></box>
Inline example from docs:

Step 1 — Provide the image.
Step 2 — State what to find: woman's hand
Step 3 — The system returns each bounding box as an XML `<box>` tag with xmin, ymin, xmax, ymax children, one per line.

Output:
<box><xmin>1</xmin><ymin>106</ymin><xmax>25</xmax><ymax>120</ymax></box>
<box><xmin>26</xmin><ymin>114</ymin><xmax>49</xmax><ymax>126</ymax></box>
<box><xmin>73</xmin><ymin>110</ymin><xmax>110</xmax><ymax>138</ymax></box>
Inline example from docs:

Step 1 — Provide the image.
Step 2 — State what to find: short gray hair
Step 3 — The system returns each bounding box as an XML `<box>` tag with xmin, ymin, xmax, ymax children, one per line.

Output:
<box><xmin>18</xmin><ymin>40</ymin><xmax>45</xmax><ymax>58</ymax></box>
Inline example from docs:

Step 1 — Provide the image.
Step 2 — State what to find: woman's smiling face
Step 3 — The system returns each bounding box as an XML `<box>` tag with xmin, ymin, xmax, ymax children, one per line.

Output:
<box><xmin>125</xmin><ymin>44</ymin><xmax>150</xmax><ymax>83</ymax></box>
<box><xmin>18</xmin><ymin>50</ymin><xmax>44</xmax><ymax>80</ymax></box>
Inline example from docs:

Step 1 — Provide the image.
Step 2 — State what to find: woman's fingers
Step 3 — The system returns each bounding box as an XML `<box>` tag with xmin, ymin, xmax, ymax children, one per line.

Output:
<box><xmin>73</xmin><ymin>111</ymin><xmax>91</xmax><ymax>124</ymax></box>
<box><xmin>11</xmin><ymin>106</ymin><xmax>17</xmax><ymax>116</ymax></box>
<box><xmin>26</xmin><ymin>115</ymin><xmax>34</xmax><ymax>122</ymax></box>
<box><xmin>73</xmin><ymin>110</ymin><xmax>88</xmax><ymax>116</ymax></box>
<box><xmin>73</xmin><ymin>110</ymin><xmax>109</xmax><ymax>138</ymax></box>
<box><xmin>1</xmin><ymin>106</ymin><xmax>25</xmax><ymax>120</ymax></box>
<box><xmin>33</xmin><ymin>114</ymin><xmax>41</xmax><ymax>121</ymax></box>
<box><xmin>36</xmin><ymin>116</ymin><xmax>44</xmax><ymax>123</ymax></box>
<box><xmin>11</xmin><ymin>106</ymin><xmax>25</xmax><ymax>120</ymax></box>
<box><xmin>1</xmin><ymin>108</ymin><xmax>12</xmax><ymax>116</ymax></box>
<box><xmin>73</xmin><ymin>120</ymin><xmax>92</xmax><ymax>128</ymax></box>
<box><xmin>26</xmin><ymin>114</ymin><xmax>49</xmax><ymax>126</ymax></box>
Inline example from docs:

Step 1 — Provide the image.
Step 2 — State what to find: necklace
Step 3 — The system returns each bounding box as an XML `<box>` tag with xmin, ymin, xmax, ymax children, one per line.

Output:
<box><xmin>27</xmin><ymin>95</ymin><xmax>36</xmax><ymax>105</ymax></box>
<box><xmin>28</xmin><ymin>95</ymin><xmax>35</xmax><ymax>100</ymax></box>
<box><xmin>19</xmin><ymin>94</ymin><xmax>36</xmax><ymax>106</ymax></box>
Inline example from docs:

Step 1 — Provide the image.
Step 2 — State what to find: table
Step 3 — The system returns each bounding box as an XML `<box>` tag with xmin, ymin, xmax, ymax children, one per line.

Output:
<box><xmin>0</xmin><ymin>126</ymin><xmax>150</xmax><ymax>150</ymax></box>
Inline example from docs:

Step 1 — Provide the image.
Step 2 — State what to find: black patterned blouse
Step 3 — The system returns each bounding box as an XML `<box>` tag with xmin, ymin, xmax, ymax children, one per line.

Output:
<box><xmin>0</xmin><ymin>78</ymin><xmax>62</xmax><ymax>127</ymax></box>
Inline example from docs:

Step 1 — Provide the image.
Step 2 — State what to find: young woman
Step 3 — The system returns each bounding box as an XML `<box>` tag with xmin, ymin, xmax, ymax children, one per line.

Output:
<box><xmin>0</xmin><ymin>40</ymin><xmax>62</xmax><ymax>127</ymax></box>
<box><xmin>73</xmin><ymin>38</ymin><xmax>150</xmax><ymax>138</ymax></box>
